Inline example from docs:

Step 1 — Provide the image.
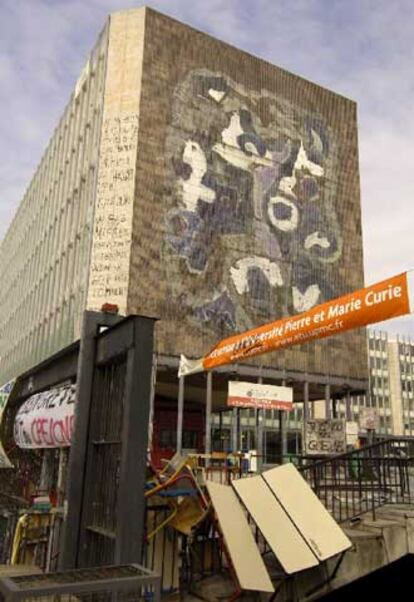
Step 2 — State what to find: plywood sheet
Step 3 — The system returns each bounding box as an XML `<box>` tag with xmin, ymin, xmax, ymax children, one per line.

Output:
<box><xmin>206</xmin><ymin>481</ymin><xmax>274</xmax><ymax>593</ymax></box>
<box><xmin>233</xmin><ymin>476</ymin><xmax>318</xmax><ymax>574</ymax></box>
<box><xmin>263</xmin><ymin>464</ymin><xmax>352</xmax><ymax>561</ymax></box>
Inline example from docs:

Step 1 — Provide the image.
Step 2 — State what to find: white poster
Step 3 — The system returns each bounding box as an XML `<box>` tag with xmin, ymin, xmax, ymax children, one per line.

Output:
<box><xmin>359</xmin><ymin>407</ymin><xmax>379</xmax><ymax>431</ymax></box>
<box><xmin>346</xmin><ymin>421</ymin><xmax>359</xmax><ymax>446</ymax></box>
<box><xmin>305</xmin><ymin>419</ymin><xmax>346</xmax><ymax>455</ymax></box>
<box><xmin>228</xmin><ymin>381</ymin><xmax>293</xmax><ymax>411</ymax></box>
<box><xmin>14</xmin><ymin>384</ymin><xmax>76</xmax><ymax>449</ymax></box>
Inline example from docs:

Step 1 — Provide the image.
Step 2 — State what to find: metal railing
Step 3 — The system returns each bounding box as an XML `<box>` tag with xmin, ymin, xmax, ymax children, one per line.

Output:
<box><xmin>298</xmin><ymin>438</ymin><xmax>414</xmax><ymax>522</ymax></box>
<box><xmin>0</xmin><ymin>564</ymin><xmax>161</xmax><ymax>602</ymax></box>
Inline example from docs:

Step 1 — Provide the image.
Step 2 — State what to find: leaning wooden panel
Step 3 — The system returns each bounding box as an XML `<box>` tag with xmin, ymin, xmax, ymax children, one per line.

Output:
<box><xmin>233</xmin><ymin>475</ymin><xmax>319</xmax><ymax>574</ymax></box>
<box><xmin>206</xmin><ymin>481</ymin><xmax>274</xmax><ymax>593</ymax></box>
<box><xmin>263</xmin><ymin>464</ymin><xmax>352</xmax><ymax>561</ymax></box>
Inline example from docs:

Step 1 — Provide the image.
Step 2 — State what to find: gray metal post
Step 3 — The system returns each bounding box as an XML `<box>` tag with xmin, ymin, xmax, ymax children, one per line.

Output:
<box><xmin>115</xmin><ymin>316</ymin><xmax>155</xmax><ymax>565</ymax></box>
<box><xmin>325</xmin><ymin>383</ymin><xmax>331</xmax><ymax>419</ymax></box>
<box><xmin>280</xmin><ymin>379</ymin><xmax>288</xmax><ymax>463</ymax></box>
<box><xmin>256</xmin><ymin>375</ymin><xmax>264</xmax><ymax>472</ymax></box>
<box><xmin>57</xmin><ymin>448</ymin><xmax>68</xmax><ymax>507</ymax></box>
<box><xmin>61</xmin><ymin>310</ymin><xmax>121</xmax><ymax>570</ymax></box>
<box><xmin>205</xmin><ymin>371</ymin><xmax>213</xmax><ymax>456</ymax></box>
<box><xmin>176</xmin><ymin>376</ymin><xmax>185</xmax><ymax>455</ymax></box>
<box><xmin>39</xmin><ymin>449</ymin><xmax>54</xmax><ymax>492</ymax></box>
<box><xmin>302</xmin><ymin>380</ymin><xmax>310</xmax><ymax>455</ymax></box>
<box><xmin>47</xmin><ymin>448</ymin><xmax>68</xmax><ymax>571</ymax></box>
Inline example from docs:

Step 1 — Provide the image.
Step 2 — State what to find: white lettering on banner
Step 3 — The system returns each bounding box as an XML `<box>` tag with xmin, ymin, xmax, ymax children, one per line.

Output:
<box><xmin>179</xmin><ymin>272</ymin><xmax>412</xmax><ymax>377</ymax></box>
<box><xmin>228</xmin><ymin>381</ymin><xmax>293</xmax><ymax>411</ymax></box>
<box><xmin>14</xmin><ymin>384</ymin><xmax>76</xmax><ymax>449</ymax></box>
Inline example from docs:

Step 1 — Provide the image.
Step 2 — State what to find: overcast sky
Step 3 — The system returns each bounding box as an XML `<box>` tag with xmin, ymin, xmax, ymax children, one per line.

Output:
<box><xmin>0</xmin><ymin>0</ymin><xmax>413</xmax><ymax>338</ymax></box>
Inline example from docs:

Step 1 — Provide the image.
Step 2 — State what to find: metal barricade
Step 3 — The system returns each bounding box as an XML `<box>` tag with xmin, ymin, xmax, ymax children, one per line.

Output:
<box><xmin>0</xmin><ymin>564</ymin><xmax>161</xmax><ymax>602</ymax></box>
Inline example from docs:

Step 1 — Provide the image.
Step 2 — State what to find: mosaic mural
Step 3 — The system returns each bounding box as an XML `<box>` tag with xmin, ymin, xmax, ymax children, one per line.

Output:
<box><xmin>164</xmin><ymin>69</ymin><xmax>343</xmax><ymax>335</ymax></box>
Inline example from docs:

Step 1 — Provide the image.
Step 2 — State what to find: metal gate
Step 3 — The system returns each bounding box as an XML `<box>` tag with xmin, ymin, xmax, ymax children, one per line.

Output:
<box><xmin>61</xmin><ymin>312</ymin><xmax>156</xmax><ymax>569</ymax></box>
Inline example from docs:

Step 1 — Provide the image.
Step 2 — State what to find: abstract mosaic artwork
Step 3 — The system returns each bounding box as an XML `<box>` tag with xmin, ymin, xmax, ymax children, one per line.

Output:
<box><xmin>164</xmin><ymin>69</ymin><xmax>343</xmax><ymax>335</ymax></box>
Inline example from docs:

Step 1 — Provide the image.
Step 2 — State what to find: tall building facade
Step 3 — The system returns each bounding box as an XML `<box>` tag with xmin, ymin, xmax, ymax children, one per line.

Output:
<box><xmin>368</xmin><ymin>331</ymin><xmax>414</xmax><ymax>436</ymax></box>
<box><xmin>0</xmin><ymin>24</ymin><xmax>110</xmax><ymax>382</ymax></box>
<box><xmin>0</xmin><ymin>7</ymin><xmax>367</xmax><ymax>396</ymax></box>
<box><xmin>324</xmin><ymin>330</ymin><xmax>413</xmax><ymax>438</ymax></box>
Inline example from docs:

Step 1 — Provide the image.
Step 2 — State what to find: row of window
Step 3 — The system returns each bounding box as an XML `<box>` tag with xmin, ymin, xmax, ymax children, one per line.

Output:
<box><xmin>0</xmin><ymin>33</ymin><xmax>108</xmax><ymax>386</ymax></box>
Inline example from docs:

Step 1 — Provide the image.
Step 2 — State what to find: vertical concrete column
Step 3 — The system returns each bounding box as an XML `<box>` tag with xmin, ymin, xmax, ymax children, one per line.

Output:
<box><xmin>231</xmin><ymin>408</ymin><xmax>238</xmax><ymax>452</ymax></box>
<box><xmin>281</xmin><ymin>379</ymin><xmax>288</xmax><ymax>463</ymax></box>
<box><xmin>256</xmin><ymin>374</ymin><xmax>264</xmax><ymax>472</ymax></box>
<box><xmin>302</xmin><ymin>380</ymin><xmax>310</xmax><ymax>455</ymax></box>
<box><xmin>176</xmin><ymin>375</ymin><xmax>185</xmax><ymax>455</ymax></box>
<box><xmin>205</xmin><ymin>371</ymin><xmax>213</xmax><ymax>456</ymax></box>
<box><xmin>39</xmin><ymin>449</ymin><xmax>54</xmax><ymax>492</ymax></box>
<box><xmin>218</xmin><ymin>411</ymin><xmax>223</xmax><ymax>451</ymax></box>
<box><xmin>57</xmin><ymin>448</ymin><xmax>69</xmax><ymax>507</ymax></box>
<box><xmin>303</xmin><ymin>380</ymin><xmax>310</xmax><ymax>422</ymax></box>
<box><xmin>345</xmin><ymin>390</ymin><xmax>352</xmax><ymax>422</ymax></box>
<box><xmin>325</xmin><ymin>383</ymin><xmax>332</xmax><ymax>419</ymax></box>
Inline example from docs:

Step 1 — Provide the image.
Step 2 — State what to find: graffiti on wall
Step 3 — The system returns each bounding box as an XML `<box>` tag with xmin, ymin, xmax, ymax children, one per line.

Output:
<box><xmin>88</xmin><ymin>114</ymin><xmax>139</xmax><ymax>313</ymax></box>
<box><xmin>164</xmin><ymin>69</ymin><xmax>343</xmax><ymax>335</ymax></box>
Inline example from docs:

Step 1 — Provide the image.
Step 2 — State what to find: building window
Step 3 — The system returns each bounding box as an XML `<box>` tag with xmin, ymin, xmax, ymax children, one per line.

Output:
<box><xmin>183</xmin><ymin>429</ymin><xmax>199</xmax><ymax>449</ymax></box>
<box><xmin>240</xmin><ymin>429</ymin><xmax>256</xmax><ymax>452</ymax></box>
<box><xmin>212</xmin><ymin>428</ymin><xmax>231</xmax><ymax>452</ymax></box>
<box><xmin>264</xmin><ymin>430</ymin><xmax>280</xmax><ymax>464</ymax></box>
<box><xmin>159</xmin><ymin>429</ymin><xmax>177</xmax><ymax>449</ymax></box>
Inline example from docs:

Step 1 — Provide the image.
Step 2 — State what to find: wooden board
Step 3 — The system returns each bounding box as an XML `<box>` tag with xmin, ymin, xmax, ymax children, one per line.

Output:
<box><xmin>263</xmin><ymin>464</ymin><xmax>352</xmax><ymax>561</ymax></box>
<box><xmin>206</xmin><ymin>481</ymin><xmax>274</xmax><ymax>593</ymax></box>
<box><xmin>233</xmin><ymin>475</ymin><xmax>319</xmax><ymax>574</ymax></box>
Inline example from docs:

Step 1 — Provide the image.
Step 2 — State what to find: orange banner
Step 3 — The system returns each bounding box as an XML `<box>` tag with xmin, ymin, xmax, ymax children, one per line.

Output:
<box><xmin>179</xmin><ymin>272</ymin><xmax>413</xmax><ymax>377</ymax></box>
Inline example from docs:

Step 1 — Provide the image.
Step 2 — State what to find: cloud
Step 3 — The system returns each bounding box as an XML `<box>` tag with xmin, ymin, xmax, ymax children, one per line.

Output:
<box><xmin>0</xmin><ymin>0</ymin><xmax>413</xmax><ymax>337</ymax></box>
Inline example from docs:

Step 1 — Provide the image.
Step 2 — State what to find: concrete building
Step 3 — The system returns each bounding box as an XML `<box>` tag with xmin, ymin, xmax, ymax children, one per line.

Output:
<box><xmin>324</xmin><ymin>330</ymin><xmax>414</xmax><ymax>439</ymax></box>
<box><xmin>367</xmin><ymin>330</ymin><xmax>393</xmax><ymax>435</ymax></box>
<box><xmin>0</xmin><ymin>7</ymin><xmax>368</xmax><ymax>458</ymax></box>
<box><xmin>368</xmin><ymin>330</ymin><xmax>414</xmax><ymax>437</ymax></box>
